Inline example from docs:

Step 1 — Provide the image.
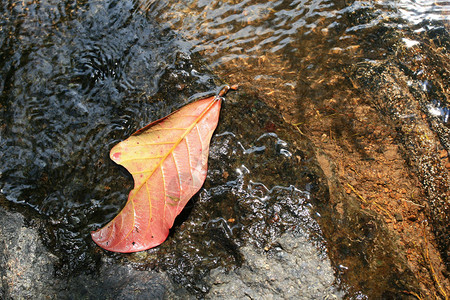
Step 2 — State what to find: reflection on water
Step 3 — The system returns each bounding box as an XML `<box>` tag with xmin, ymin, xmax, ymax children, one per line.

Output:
<box><xmin>0</xmin><ymin>0</ymin><xmax>217</xmax><ymax>272</ymax></box>
<box><xmin>147</xmin><ymin>0</ymin><xmax>448</xmax><ymax>71</ymax></box>
<box><xmin>395</xmin><ymin>0</ymin><xmax>449</xmax><ymax>24</ymax></box>
<box><xmin>1</xmin><ymin>0</ymin><xmax>448</xmax><ymax>297</ymax></box>
<box><xmin>153</xmin><ymin>0</ymin><xmax>339</xmax><ymax>62</ymax></box>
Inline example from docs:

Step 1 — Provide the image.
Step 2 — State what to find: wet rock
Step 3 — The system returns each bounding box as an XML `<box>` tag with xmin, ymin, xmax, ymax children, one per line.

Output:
<box><xmin>0</xmin><ymin>0</ymin><xmax>218</xmax><ymax>279</ymax></box>
<box><xmin>0</xmin><ymin>81</ymin><xmax>344</xmax><ymax>298</ymax></box>
<box><xmin>0</xmin><ymin>207</ymin><xmax>59</xmax><ymax>299</ymax></box>
<box><xmin>66</xmin><ymin>262</ymin><xmax>175</xmax><ymax>300</ymax></box>
<box><xmin>0</xmin><ymin>1</ymin><xmax>341</xmax><ymax>296</ymax></box>
<box><xmin>314</xmin><ymin>151</ymin><xmax>420</xmax><ymax>298</ymax></box>
<box><xmin>394</xmin><ymin>213</ymin><xmax>404</xmax><ymax>222</ymax></box>
<box><xmin>205</xmin><ymin>230</ymin><xmax>342</xmax><ymax>299</ymax></box>
<box><xmin>123</xmin><ymin>94</ymin><xmax>337</xmax><ymax>296</ymax></box>
<box><xmin>0</xmin><ymin>206</ymin><xmax>176</xmax><ymax>299</ymax></box>
<box><xmin>351</xmin><ymin>61</ymin><xmax>450</xmax><ymax>270</ymax></box>
<box><xmin>1</xmin><ymin>1</ymin><xmax>443</xmax><ymax>298</ymax></box>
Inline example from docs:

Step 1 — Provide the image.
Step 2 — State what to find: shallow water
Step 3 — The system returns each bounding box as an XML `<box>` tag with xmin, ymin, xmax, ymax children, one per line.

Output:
<box><xmin>1</xmin><ymin>0</ymin><xmax>448</xmax><ymax>297</ymax></box>
<box><xmin>0</xmin><ymin>0</ymin><xmax>217</xmax><ymax>273</ymax></box>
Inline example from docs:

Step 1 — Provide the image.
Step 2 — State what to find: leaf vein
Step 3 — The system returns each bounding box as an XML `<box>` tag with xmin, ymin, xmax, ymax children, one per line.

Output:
<box><xmin>195</xmin><ymin>125</ymin><xmax>204</xmax><ymax>147</ymax></box>
<box><xmin>145</xmin><ymin>180</ymin><xmax>153</xmax><ymax>237</ymax></box>
<box><xmin>184</xmin><ymin>135</ymin><xmax>195</xmax><ymax>183</ymax></box>
<box><xmin>120</xmin><ymin>155</ymin><xmax>165</xmax><ymax>164</ymax></box>
<box><xmin>143</xmin><ymin>127</ymin><xmax>188</xmax><ymax>133</ymax></box>
<box><xmin>124</xmin><ymin>141</ymin><xmax>177</xmax><ymax>148</ymax></box>
<box><xmin>171</xmin><ymin>150</ymin><xmax>182</xmax><ymax>212</ymax></box>
<box><xmin>100</xmin><ymin>97</ymin><xmax>220</xmax><ymax>250</ymax></box>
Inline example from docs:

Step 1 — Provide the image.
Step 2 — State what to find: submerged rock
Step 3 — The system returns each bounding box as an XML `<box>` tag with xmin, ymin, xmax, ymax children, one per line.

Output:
<box><xmin>0</xmin><ymin>206</ymin><xmax>175</xmax><ymax>299</ymax></box>
<box><xmin>1</xmin><ymin>0</ymin><xmax>443</xmax><ymax>298</ymax></box>
<box><xmin>352</xmin><ymin>60</ymin><xmax>450</xmax><ymax>270</ymax></box>
<box><xmin>0</xmin><ymin>207</ymin><xmax>60</xmax><ymax>299</ymax></box>
<box><xmin>206</xmin><ymin>230</ymin><xmax>342</xmax><ymax>299</ymax></box>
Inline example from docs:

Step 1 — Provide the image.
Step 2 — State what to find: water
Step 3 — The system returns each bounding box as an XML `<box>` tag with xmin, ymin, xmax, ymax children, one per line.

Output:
<box><xmin>0</xmin><ymin>0</ymin><xmax>218</xmax><ymax>273</ymax></box>
<box><xmin>395</xmin><ymin>0</ymin><xmax>450</xmax><ymax>24</ymax></box>
<box><xmin>1</xmin><ymin>0</ymin><xmax>448</xmax><ymax>297</ymax></box>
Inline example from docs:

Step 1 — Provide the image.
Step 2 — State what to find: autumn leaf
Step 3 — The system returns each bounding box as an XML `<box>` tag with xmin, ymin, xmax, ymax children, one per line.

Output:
<box><xmin>91</xmin><ymin>85</ymin><xmax>237</xmax><ymax>253</ymax></box>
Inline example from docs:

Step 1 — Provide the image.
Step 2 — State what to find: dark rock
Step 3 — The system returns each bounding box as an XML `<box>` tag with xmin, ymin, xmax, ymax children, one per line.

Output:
<box><xmin>0</xmin><ymin>207</ymin><xmax>176</xmax><ymax>300</ymax></box>
<box><xmin>0</xmin><ymin>207</ymin><xmax>60</xmax><ymax>299</ymax></box>
<box><xmin>205</xmin><ymin>230</ymin><xmax>342</xmax><ymax>299</ymax></box>
<box><xmin>394</xmin><ymin>213</ymin><xmax>404</xmax><ymax>222</ymax></box>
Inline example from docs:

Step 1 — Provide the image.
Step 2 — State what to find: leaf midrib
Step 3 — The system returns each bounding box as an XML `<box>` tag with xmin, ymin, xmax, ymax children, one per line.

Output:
<box><xmin>111</xmin><ymin>96</ymin><xmax>220</xmax><ymax>248</ymax></box>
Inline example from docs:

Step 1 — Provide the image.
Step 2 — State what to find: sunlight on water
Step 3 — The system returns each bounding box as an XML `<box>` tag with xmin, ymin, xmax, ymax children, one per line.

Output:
<box><xmin>143</xmin><ymin>0</ymin><xmax>367</xmax><ymax>123</ymax></box>
<box><xmin>1</xmin><ymin>0</ymin><xmax>449</xmax><ymax>297</ymax></box>
<box><xmin>394</xmin><ymin>0</ymin><xmax>449</xmax><ymax>24</ymax></box>
<box><xmin>142</xmin><ymin>0</ymin><xmax>449</xmax><ymax>126</ymax></box>
<box><xmin>151</xmin><ymin>0</ymin><xmax>339</xmax><ymax>65</ymax></box>
<box><xmin>147</xmin><ymin>0</ymin><xmax>449</xmax><ymax>65</ymax></box>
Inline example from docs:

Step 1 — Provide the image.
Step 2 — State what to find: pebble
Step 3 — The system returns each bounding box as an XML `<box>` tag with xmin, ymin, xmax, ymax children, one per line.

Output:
<box><xmin>394</xmin><ymin>213</ymin><xmax>403</xmax><ymax>222</ymax></box>
<box><xmin>408</xmin><ymin>215</ymin><xmax>418</xmax><ymax>222</ymax></box>
<box><xmin>438</xmin><ymin>149</ymin><xmax>448</xmax><ymax>159</ymax></box>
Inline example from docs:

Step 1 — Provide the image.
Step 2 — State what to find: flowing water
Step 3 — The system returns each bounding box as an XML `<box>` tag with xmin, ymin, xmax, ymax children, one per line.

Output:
<box><xmin>0</xmin><ymin>0</ymin><xmax>448</xmax><ymax>298</ymax></box>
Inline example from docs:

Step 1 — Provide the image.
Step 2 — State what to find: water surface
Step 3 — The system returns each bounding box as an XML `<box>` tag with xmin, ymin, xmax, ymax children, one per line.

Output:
<box><xmin>1</xmin><ymin>0</ymin><xmax>448</xmax><ymax>297</ymax></box>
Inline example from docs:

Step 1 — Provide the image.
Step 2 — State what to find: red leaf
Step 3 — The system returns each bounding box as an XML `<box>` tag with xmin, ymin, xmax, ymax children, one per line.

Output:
<box><xmin>91</xmin><ymin>86</ymin><xmax>236</xmax><ymax>253</ymax></box>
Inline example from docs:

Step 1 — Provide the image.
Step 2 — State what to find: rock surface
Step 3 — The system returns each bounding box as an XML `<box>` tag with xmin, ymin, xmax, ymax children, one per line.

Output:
<box><xmin>1</xmin><ymin>0</ymin><xmax>448</xmax><ymax>298</ymax></box>
<box><xmin>0</xmin><ymin>208</ymin><xmax>59</xmax><ymax>299</ymax></box>
<box><xmin>0</xmin><ymin>203</ymin><xmax>344</xmax><ymax>299</ymax></box>
<box><xmin>0</xmin><ymin>204</ymin><xmax>345</xmax><ymax>299</ymax></box>
<box><xmin>352</xmin><ymin>60</ymin><xmax>450</xmax><ymax>270</ymax></box>
<box><xmin>0</xmin><ymin>207</ymin><xmax>174</xmax><ymax>299</ymax></box>
<box><xmin>206</xmin><ymin>230</ymin><xmax>342</xmax><ymax>299</ymax></box>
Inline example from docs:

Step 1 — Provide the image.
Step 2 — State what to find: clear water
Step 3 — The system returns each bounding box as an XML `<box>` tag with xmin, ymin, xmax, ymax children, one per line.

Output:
<box><xmin>1</xmin><ymin>0</ymin><xmax>448</xmax><ymax>297</ymax></box>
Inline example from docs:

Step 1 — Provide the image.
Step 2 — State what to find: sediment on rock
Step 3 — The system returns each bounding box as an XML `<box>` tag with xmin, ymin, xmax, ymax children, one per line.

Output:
<box><xmin>351</xmin><ymin>61</ymin><xmax>450</xmax><ymax>270</ymax></box>
<box><xmin>312</xmin><ymin>150</ymin><xmax>421</xmax><ymax>298</ymax></box>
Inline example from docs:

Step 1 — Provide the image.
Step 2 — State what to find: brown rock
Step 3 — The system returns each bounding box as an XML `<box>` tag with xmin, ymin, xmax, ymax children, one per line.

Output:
<box><xmin>408</xmin><ymin>215</ymin><xmax>418</xmax><ymax>222</ymax></box>
<box><xmin>394</xmin><ymin>213</ymin><xmax>403</xmax><ymax>222</ymax></box>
